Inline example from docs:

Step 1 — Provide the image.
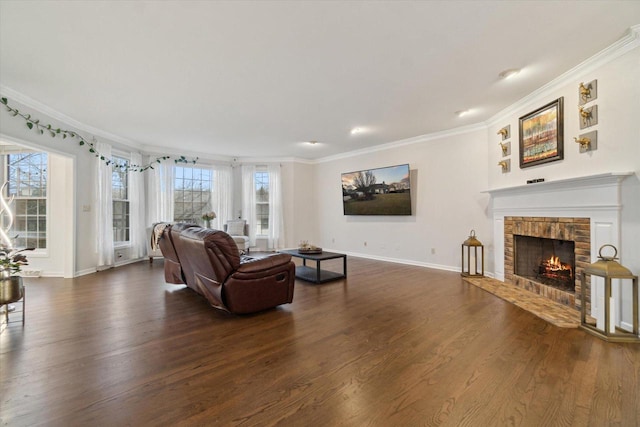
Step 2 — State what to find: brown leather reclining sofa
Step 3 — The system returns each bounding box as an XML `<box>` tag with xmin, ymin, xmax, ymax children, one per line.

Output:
<box><xmin>159</xmin><ymin>223</ymin><xmax>295</xmax><ymax>314</ymax></box>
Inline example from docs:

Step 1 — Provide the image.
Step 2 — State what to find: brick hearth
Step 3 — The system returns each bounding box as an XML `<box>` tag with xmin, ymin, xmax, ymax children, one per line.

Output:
<box><xmin>504</xmin><ymin>216</ymin><xmax>591</xmax><ymax>311</ymax></box>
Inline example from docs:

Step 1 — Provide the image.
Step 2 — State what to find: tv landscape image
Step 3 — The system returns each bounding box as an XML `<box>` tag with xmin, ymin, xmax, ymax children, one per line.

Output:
<box><xmin>342</xmin><ymin>164</ymin><xmax>411</xmax><ymax>215</ymax></box>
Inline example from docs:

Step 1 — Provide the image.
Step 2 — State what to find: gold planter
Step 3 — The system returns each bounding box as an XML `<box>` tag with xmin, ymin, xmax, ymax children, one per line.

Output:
<box><xmin>0</xmin><ymin>276</ymin><xmax>24</xmax><ymax>305</ymax></box>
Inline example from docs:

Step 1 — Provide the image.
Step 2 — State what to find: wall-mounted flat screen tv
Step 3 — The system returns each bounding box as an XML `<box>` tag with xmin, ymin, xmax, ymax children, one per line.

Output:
<box><xmin>341</xmin><ymin>164</ymin><xmax>411</xmax><ymax>215</ymax></box>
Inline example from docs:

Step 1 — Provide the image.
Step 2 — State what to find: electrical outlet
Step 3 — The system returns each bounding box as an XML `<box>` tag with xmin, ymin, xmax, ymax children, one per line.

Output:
<box><xmin>364</xmin><ymin>241</ymin><xmax>367</xmax><ymax>247</ymax></box>
<box><xmin>332</xmin><ymin>238</ymin><xmax>335</xmax><ymax>243</ymax></box>
<box><xmin>431</xmin><ymin>248</ymin><xmax>436</xmax><ymax>255</ymax></box>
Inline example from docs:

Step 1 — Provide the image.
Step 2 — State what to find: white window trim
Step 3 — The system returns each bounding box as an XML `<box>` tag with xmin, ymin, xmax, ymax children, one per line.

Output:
<box><xmin>1</xmin><ymin>149</ymin><xmax>50</xmax><ymax>255</ymax></box>
<box><xmin>255</xmin><ymin>166</ymin><xmax>269</xmax><ymax>237</ymax></box>
<box><xmin>112</xmin><ymin>151</ymin><xmax>131</xmax><ymax>246</ymax></box>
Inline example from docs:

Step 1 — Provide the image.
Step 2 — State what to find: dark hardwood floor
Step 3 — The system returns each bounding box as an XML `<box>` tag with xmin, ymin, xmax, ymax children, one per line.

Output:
<box><xmin>2</xmin><ymin>257</ymin><xmax>639</xmax><ymax>426</ymax></box>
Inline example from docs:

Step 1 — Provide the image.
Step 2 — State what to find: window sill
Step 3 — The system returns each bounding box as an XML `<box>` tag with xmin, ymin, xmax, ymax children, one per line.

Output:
<box><xmin>25</xmin><ymin>249</ymin><xmax>49</xmax><ymax>258</ymax></box>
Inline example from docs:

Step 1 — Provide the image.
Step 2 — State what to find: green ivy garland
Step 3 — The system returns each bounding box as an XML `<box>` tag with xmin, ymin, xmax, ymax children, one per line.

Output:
<box><xmin>1</xmin><ymin>97</ymin><xmax>197</xmax><ymax>172</ymax></box>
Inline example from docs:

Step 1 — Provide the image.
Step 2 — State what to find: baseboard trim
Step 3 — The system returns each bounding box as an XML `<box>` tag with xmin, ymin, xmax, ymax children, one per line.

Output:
<box><xmin>75</xmin><ymin>267</ymin><xmax>97</xmax><ymax>277</ymax></box>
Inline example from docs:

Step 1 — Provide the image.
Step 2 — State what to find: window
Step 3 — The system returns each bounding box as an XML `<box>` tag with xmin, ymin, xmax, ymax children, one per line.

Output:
<box><xmin>255</xmin><ymin>169</ymin><xmax>269</xmax><ymax>235</ymax></box>
<box><xmin>5</xmin><ymin>152</ymin><xmax>48</xmax><ymax>249</ymax></box>
<box><xmin>112</xmin><ymin>155</ymin><xmax>130</xmax><ymax>243</ymax></box>
<box><xmin>174</xmin><ymin>166</ymin><xmax>212</xmax><ymax>223</ymax></box>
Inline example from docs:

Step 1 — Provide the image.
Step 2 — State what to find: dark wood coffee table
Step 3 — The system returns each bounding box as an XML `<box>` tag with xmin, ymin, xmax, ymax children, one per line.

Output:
<box><xmin>279</xmin><ymin>249</ymin><xmax>347</xmax><ymax>283</ymax></box>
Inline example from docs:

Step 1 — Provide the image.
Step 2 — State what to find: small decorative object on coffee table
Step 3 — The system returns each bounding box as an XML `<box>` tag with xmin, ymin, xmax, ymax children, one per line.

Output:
<box><xmin>298</xmin><ymin>240</ymin><xmax>322</xmax><ymax>254</ymax></box>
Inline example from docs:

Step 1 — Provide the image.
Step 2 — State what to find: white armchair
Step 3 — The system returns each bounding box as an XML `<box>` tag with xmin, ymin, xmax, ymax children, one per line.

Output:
<box><xmin>224</xmin><ymin>220</ymin><xmax>250</xmax><ymax>254</ymax></box>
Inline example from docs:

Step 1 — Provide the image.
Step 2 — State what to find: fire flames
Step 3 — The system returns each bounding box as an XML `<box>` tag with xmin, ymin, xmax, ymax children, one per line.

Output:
<box><xmin>539</xmin><ymin>255</ymin><xmax>573</xmax><ymax>284</ymax></box>
<box><xmin>544</xmin><ymin>255</ymin><xmax>572</xmax><ymax>272</ymax></box>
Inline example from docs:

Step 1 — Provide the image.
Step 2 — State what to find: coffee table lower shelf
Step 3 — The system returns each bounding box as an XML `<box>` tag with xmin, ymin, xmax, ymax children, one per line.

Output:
<box><xmin>295</xmin><ymin>265</ymin><xmax>345</xmax><ymax>284</ymax></box>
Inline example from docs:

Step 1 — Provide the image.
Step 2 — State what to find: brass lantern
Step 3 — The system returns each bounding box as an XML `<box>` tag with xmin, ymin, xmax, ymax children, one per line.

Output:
<box><xmin>461</xmin><ymin>229</ymin><xmax>484</xmax><ymax>277</ymax></box>
<box><xmin>581</xmin><ymin>244</ymin><xmax>639</xmax><ymax>343</ymax></box>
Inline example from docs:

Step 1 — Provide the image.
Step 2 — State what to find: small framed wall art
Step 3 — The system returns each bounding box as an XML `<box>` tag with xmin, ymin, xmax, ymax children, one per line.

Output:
<box><xmin>519</xmin><ymin>97</ymin><xmax>564</xmax><ymax>168</ymax></box>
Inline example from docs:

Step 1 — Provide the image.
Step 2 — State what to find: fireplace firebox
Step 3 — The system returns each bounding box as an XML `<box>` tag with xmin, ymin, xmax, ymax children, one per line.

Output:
<box><xmin>514</xmin><ymin>235</ymin><xmax>575</xmax><ymax>293</ymax></box>
<box><xmin>504</xmin><ymin>216</ymin><xmax>590</xmax><ymax>309</ymax></box>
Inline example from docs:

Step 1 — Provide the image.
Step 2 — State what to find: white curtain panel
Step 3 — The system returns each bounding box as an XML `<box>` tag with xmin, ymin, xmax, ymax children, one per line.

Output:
<box><xmin>96</xmin><ymin>142</ymin><xmax>114</xmax><ymax>269</ymax></box>
<box><xmin>241</xmin><ymin>164</ymin><xmax>257</xmax><ymax>246</ymax></box>
<box><xmin>147</xmin><ymin>161</ymin><xmax>174</xmax><ymax>224</ymax></box>
<box><xmin>129</xmin><ymin>152</ymin><xmax>145</xmax><ymax>259</ymax></box>
<box><xmin>267</xmin><ymin>163</ymin><xmax>285</xmax><ymax>249</ymax></box>
<box><xmin>212</xmin><ymin>165</ymin><xmax>233</xmax><ymax>230</ymax></box>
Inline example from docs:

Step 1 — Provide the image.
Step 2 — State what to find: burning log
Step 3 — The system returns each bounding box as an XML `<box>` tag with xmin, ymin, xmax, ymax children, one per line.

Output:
<box><xmin>537</xmin><ymin>255</ymin><xmax>573</xmax><ymax>285</ymax></box>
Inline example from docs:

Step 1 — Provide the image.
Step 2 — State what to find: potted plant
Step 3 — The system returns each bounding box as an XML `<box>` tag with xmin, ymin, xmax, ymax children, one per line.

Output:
<box><xmin>201</xmin><ymin>211</ymin><xmax>216</xmax><ymax>229</ymax></box>
<box><xmin>0</xmin><ymin>246</ymin><xmax>34</xmax><ymax>308</ymax></box>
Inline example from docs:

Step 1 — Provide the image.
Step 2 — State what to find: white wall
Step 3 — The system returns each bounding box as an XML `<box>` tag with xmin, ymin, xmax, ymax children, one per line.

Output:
<box><xmin>487</xmin><ymin>47</ymin><xmax>639</xmax><ymax>189</ymax></box>
<box><xmin>487</xmin><ymin>44</ymin><xmax>640</xmax><ymax>275</ymax></box>
<box><xmin>33</xmin><ymin>152</ymin><xmax>74</xmax><ymax>275</ymax></box>
<box><xmin>287</xmin><ymin>161</ymin><xmax>317</xmax><ymax>248</ymax></box>
<box><xmin>313</xmin><ymin>128</ymin><xmax>490</xmax><ymax>271</ymax></box>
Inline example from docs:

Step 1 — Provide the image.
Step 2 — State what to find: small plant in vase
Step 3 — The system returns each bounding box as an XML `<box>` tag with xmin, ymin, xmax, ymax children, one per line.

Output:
<box><xmin>201</xmin><ymin>211</ymin><xmax>216</xmax><ymax>229</ymax></box>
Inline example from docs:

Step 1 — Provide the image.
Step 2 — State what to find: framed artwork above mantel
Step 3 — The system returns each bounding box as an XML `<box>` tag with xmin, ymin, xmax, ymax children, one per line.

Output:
<box><xmin>519</xmin><ymin>97</ymin><xmax>564</xmax><ymax>168</ymax></box>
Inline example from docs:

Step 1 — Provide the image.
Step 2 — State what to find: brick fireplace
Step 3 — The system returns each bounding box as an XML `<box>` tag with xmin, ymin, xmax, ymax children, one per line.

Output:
<box><xmin>504</xmin><ymin>216</ymin><xmax>590</xmax><ymax>310</ymax></box>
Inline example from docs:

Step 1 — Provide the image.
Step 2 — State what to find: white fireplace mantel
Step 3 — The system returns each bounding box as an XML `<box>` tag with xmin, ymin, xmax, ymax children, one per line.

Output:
<box><xmin>485</xmin><ymin>172</ymin><xmax>632</xmax><ymax>195</ymax></box>
<box><xmin>485</xmin><ymin>172</ymin><xmax>633</xmax><ymax>216</ymax></box>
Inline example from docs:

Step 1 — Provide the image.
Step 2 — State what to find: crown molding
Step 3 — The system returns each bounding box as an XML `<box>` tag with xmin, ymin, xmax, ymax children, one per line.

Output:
<box><xmin>485</xmin><ymin>24</ymin><xmax>640</xmax><ymax>127</ymax></box>
<box><xmin>142</xmin><ymin>144</ymin><xmax>233</xmax><ymax>164</ymax></box>
<box><xmin>288</xmin><ymin>157</ymin><xmax>316</xmax><ymax>165</ymax></box>
<box><xmin>314</xmin><ymin>122</ymin><xmax>487</xmax><ymax>164</ymax></box>
<box><xmin>238</xmin><ymin>156</ymin><xmax>313</xmax><ymax>164</ymax></box>
<box><xmin>0</xmin><ymin>84</ymin><xmax>144</xmax><ymax>149</ymax></box>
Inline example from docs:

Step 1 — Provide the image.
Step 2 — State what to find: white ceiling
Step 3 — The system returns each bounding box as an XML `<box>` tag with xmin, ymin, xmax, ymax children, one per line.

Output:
<box><xmin>1</xmin><ymin>1</ymin><xmax>639</xmax><ymax>160</ymax></box>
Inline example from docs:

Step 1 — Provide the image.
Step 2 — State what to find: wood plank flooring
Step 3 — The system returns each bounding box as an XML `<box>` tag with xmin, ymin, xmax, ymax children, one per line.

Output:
<box><xmin>1</xmin><ymin>257</ymin><xmax>639</xmax><ymax>426</ymax></box>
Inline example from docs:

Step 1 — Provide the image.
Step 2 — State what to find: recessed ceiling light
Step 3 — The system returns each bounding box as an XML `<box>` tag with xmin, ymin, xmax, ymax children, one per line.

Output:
<box><xmin>455</xmin><ymin>109</ymin><xmax>470</xmax><ymax>117</ymax></box>
<box><xmin>499</xmin><ymin>68</ymin><xmax>521</xmax><ymax>80</ymax></box>
<box><xmin>308</xmin><ymin>140</ymin><xmax>318</xmax><ymax>145</ymax></box>
<box><xmin>350</xmin><ymin>127</ymin><xmax>364</xmax><ymax>135</ymax></box>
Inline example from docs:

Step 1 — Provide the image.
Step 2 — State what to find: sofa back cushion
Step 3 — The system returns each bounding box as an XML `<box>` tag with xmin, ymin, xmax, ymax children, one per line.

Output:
<box><xmin>178</xmin><ymin>228</ymin><xmax>240</xmax><ymax>284</ymax></box>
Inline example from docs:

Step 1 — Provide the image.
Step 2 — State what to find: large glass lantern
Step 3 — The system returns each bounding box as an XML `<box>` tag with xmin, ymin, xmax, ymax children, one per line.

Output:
<box><xmin>461</xmin><ymin>229</ymin><xmax>484</xmax><ymax>277</ymax></box>
<box><xmin>581</xmin><ymin>244</ymin><xmax>639</xmax><ymax>343</ymax></box>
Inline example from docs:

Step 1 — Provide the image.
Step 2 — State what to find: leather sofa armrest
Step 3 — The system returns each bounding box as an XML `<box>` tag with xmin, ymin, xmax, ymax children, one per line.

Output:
<box><xmin>237</xmin><ymin>253</ymin><xmax>292</xmax><ymax>273</ymax></box>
